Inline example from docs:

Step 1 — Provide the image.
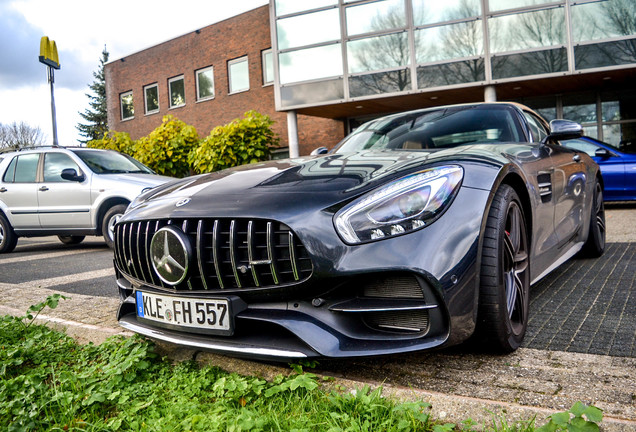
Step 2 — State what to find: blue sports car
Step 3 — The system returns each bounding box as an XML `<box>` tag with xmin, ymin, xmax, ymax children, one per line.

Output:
<box><xmin>563</xmin><ymin>136</ymin><xmax>636</xmax><ymax>201</ymax></box>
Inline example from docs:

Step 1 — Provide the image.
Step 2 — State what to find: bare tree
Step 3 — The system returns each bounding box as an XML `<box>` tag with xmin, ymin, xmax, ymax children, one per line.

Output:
<box><xmin>0</xmin><ymin>122</ymin><xmax>46</xmax><ymax>150</ymax></box>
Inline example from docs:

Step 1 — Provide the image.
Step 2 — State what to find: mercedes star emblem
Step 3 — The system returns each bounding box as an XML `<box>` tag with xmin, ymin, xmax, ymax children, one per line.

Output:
<box><xmin>150</xmin><ymin>226</ymin><xmax>191</xmax><ymax>285</ymax></box>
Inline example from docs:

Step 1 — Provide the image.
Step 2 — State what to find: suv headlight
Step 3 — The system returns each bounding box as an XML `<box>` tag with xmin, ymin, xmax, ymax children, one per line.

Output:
<box><xmin>334</xmin><ymin>165</ymin><xmax>463</xmax><ymax>244</ymax></box>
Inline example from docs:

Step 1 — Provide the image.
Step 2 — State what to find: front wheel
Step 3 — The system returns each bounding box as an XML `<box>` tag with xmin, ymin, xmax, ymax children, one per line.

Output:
<box><xmin>477</xmin><ymin>185</ymin><xmax>530</xmax><ymax>352</ymax></box>
<box><xmin>101</xmin><ymin>204</ymin><xmax>127</xmax><ymax>249</ymax></box>
<box><xmin>0</xmin><ymin>213</ymin><xmax>18</xmax><ymax>253</ymax></box>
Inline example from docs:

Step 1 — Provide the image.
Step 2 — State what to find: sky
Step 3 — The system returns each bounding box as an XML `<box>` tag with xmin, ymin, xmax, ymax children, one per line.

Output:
<box><xmin>0</xmin><ymin>0</ymin><xmax>268</xmax><ymax>145</ymax></box>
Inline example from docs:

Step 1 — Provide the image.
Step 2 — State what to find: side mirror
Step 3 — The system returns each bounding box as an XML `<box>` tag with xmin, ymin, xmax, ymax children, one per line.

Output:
<box><xmin>544</xmin><ymin>119</ymin><xmax>583</xmax><ymax>143</ymax></box>
<box><xmin>595</xmin><ymin>148</ymin><xmax>611</xmax><ymax>158</ymax></box>
<box><xmin>310</xmin><ymin>147</ymin><xmax>329</xmax><ymax>156</ymax></box>
<box><xmin>61</xmin><ymin>168</ymin><xmax>85</xmax><ymax>182</ymax></box>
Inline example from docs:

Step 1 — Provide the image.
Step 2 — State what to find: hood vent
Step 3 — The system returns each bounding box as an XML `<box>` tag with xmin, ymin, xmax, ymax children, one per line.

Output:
<box><xmin>115</xmin><ymin>218</ymin><xmax>313</xmax><ymax>292</ymax></box>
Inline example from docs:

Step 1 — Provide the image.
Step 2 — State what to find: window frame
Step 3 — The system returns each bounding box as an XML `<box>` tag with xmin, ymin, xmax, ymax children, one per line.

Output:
<box><xmin>228</xmin><ymin>56</ymin><xmax>250</xmax><ymax>94</ymax></box>
<box><xmin>120</xmin><ymin>91</ymin><xmax>134</xmax><ymax>121</ymax></box>
<box><xmin>168</xmin><ymin>75</ymin><xmax>186</xmax><ymax>109</ymax></box>
<box><xmin>144</xmin><ymin>83</ymin><xmax>160</xmax><ymax>115</ymax></box>
<box><xmin>262</xmin><ymin>49</ymin><xmax>274</xmax><ymax>86</ymax></box>
<box><xmin>195</xmin><ymin>66</ymin><xmax>216</xmax><ymax>102</ymax></box>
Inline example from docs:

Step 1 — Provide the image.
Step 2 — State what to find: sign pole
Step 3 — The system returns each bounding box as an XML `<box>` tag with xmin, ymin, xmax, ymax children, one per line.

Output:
<box><xmin>48</xmin><ymin>66</ymin><xmax>59</xmax><ymax>146</ymax></box>
<box><xmin>39</xmin><ymin>36</ymin><xmax>61</xmax><ymax>147</ymax></box>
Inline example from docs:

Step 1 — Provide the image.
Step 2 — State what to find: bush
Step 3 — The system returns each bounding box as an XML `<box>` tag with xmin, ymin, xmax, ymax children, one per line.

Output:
<box><xmin>134</xmin><ymin>115</ymin><xmax>199</xmax><ymax>178</ymax></box>
<box><xmin>87</xmin><ymin>130</ymin><xmax>136</xmax><ymax>156</ymax></box>
<box><xmin>189</xmin><ymin>110</ymin><xmax>278</xmax><ymax>174</ymax></box>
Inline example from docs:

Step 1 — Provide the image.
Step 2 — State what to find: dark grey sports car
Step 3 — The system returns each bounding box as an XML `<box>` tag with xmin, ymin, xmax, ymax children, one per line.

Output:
<box><xmin>114</xmin><ymin>103</ymin><xmax>605</xmax><ymax>360</ymax></box>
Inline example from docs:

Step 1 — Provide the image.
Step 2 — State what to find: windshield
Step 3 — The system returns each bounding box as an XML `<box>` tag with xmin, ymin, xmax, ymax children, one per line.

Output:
<box><xmin>334</xmin><ymin>105</ymin><xmax>524</xmax><ymax>153</ymax></box>
<box><xmin>73</xmin><ymin>150</ymin><xmax>154</xmax><ymax>174</ymax></box>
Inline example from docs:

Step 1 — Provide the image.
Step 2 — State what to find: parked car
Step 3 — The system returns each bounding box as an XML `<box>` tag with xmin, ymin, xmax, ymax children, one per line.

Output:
<box><xmin>562</xmin><ymin>136</ymin><xmax>636</xmax><ymax>201</ymax></box>
<box><xmin>0</xmin><ymin>146</ymin><xmax>172</xmax><ymax>252</ymax></box>
<box><xmin>114</xmin><ymin>103</ymin><xmax>604</xmax><ymax>360</ymax></box>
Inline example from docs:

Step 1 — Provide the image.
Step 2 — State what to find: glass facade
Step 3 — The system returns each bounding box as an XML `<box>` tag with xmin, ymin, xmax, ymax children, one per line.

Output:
<box><xmin>515</xmin><ymin>89</ymin><xmax>636</xmax><ymax>150</ymax></box>
<box><xmin>271</xmin><ymin>0</ymin><xmax>636</xmax><ymax>109</ymax></box>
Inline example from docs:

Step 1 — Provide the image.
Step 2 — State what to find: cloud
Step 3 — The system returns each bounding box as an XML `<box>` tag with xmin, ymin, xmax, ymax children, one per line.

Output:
<box><xmin>0</xmin><ymin>3</ymin><xmax>44</xmax><ymax>88</ymax></box>
<box><xmin>0</xmin><ymin>2</ymin><xmax>94</xmax><ymax>92</ymax></box>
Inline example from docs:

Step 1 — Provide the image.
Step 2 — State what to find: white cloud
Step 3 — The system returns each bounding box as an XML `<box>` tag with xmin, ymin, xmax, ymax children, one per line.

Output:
<box><xmin>1</xmin><ymin>0</ymin><xmax>268</xmax><ymax>145</ymax></box>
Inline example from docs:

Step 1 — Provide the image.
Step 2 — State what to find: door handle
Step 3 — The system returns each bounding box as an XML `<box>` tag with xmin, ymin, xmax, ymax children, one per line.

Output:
<box><xmin>39</xmin><ymin>186</ymin><xmax>49</xmax><ymax>192</ymax></box>
<box><xmin>572</xmin><ymin>154</ymin><xmax>581</xmax><ymax>163</ymax></box>
<box><xmin>0</xmin><ymin>187</ymin><xmax>6</xmax><ymax>193</ymax></box>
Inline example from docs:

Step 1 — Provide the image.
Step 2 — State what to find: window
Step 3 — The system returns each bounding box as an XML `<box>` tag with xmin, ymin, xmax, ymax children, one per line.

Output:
<box><xmin>196</xmin><ymin>66</ymin><xmax>215</xmax><ymax>101</ymax></box>
<box><xmin>43</xmin><ymin>153</ymin><xmax>81</xmax><ymax>182</ymax></box>
<box><xmin>120</xmin><ymin>91</ymin><xmax>134</xmax><ymax>120</ymax></box>
<box><xmin>262</xmin><ymin>50</ymin><xmax>274</xmax><ymax>85</ymax></box>
<box><xmin>228</xmin><ymin>57</ymin><xmax>250</xmax><ymax>94</ymax></box>
<box><xmin>144</xmin><ymin>84</ymin><xmax>159</xmax><ymax>114</ymax></box>
<box><xmin>169</xmin><ymin>75</ymin><xmax>185</xmax><ymax>108</ymax></box>
<box><xmin>4</xmin><ymin>154</ymin><xmax>39</xmax><ymax>183</ymax></box>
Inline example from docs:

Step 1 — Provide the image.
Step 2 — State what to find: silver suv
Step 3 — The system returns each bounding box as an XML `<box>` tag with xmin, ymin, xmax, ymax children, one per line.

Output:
<box><xmin>0</xmin><ymin>146</ymin><xmax>172</xmax><ymax>252</ymax></box>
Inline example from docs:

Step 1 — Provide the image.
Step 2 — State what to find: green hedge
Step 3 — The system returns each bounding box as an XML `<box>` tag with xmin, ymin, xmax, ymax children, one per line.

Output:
<box><xmin>87</xmin><ymin>111</ymin><xmax>279</xmax><ymax>178</ymax></box>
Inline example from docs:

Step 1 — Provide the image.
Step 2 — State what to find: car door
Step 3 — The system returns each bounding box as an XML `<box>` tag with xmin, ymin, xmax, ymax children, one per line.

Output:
<box><xmin>522</xmin><ymin>111</ymin><xmax>587</xmax><ymax>249</ymax></box>
<box><xmin>0</xmin><ymin>153</ymin><xmax>41</xmax><ymax>229</ymax></box>
<box><xmin>37</xmin><ymin>152</ymin><xmax>93</xmax><ymax>229</ymax></box>
<box><xmin>547</xmin><ymin>143</ymin><xmax>588</xmax><ymax>247</ymax></box>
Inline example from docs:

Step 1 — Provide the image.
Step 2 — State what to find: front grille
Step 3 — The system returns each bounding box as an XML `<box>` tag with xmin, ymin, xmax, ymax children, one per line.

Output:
<box><xmin>115</xmin><ymin>218</ymin><xmax>313</xmax><ymax>291</ymax></box>
<box><xmin>363</xmin><ymin>275</ymin><xmax>424</xmax><ymax>299</ymax></box>
<box><xmin>363</xmin><ymin>310</ymin><xmax>430</xmax><ymax>334</ymax></box>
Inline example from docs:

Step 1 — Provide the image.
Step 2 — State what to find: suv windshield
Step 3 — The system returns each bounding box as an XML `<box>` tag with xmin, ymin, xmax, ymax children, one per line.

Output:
<box><xmin>334</xmin><ymin>105</ymin><xmax>524</xmax><ymax>153</ymax></box>
<box><xmin>73</xmin><ymin>150</ymin><xmax>154</xmax><ymax>174</ymax></box>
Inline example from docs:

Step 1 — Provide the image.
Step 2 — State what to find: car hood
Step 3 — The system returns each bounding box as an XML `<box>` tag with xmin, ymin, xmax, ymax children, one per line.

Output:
<box><xmin>94</xmin><ymin>172</ymin><xmax>174</xmax><ymax>189</ymax></box>
<box><xmin>124</xmin><ymin>148</ymin><xmax>508</xmax><ymax>221</ymax></box>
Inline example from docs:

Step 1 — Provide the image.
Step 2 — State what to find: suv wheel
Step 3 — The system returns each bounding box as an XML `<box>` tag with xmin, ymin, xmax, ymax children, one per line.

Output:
<box><xmin>58</xmin><ymin>235</ymin><xmax>85</xmax><ymax>245</ymax></box>
<box><xmin>0</xmin><ymin>213</ymin><xmax>18</xmax><ymax>253</ymax></box>
<box><xmin>102</xmin><ymin>204</ymin><xmax>127</xmax><ymax>249</ymax></box>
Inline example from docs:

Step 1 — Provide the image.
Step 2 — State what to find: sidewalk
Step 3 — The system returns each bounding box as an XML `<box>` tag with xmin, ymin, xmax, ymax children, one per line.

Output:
<box><xmin>1</xmin><ymin>206</ymin><xmax>635</xmax><ymax>431</ymax></box>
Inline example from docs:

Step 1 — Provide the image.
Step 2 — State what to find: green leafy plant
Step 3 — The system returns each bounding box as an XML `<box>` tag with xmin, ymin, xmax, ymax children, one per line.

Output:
<box><xmin>87</xmin><ymin>130</ymin><xmax>136</xmax><ymax>156</ymax></box>
<box><xmin>134</xmin><ymin>114</ymin><xmax>199</xmax><ymax>177</ymax></box>
<box><xmin>1</xmin><ymin>300</ymin><xmax>607</xmax><ymax>432</ymax></box>
<box><xmin>189</xmin><ymin>110</ymin><xmax>278</xmax><ymax>174</ymax></box>
<box><xmin>537</xmin><ymin>402</ymin><xmax>603</xmax><ymax>432</ymax></box>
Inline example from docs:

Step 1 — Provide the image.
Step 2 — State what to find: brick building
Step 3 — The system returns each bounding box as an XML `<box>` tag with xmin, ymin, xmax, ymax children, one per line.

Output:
<box><xmin>107</xmin><ymin>1</ymin><xmax>636</xmax><ymax>156</ymax></box>
<box><xmin>105</xmin><ymin>5</ymin><xmax>345</xmax><ymax>157</ymax></box>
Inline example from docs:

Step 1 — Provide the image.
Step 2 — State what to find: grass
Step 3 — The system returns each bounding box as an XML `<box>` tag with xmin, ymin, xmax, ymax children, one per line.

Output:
<box><xmin>0</xmin><ymin>295</ymin><xmax>603</xmax><ymax>431</ymax></box>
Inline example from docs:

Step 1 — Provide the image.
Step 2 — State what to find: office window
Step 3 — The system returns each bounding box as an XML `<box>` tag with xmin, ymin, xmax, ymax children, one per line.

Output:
<box><xmin>120</xmin><ymin>91</ymin><xmax>134</xmax><ymax>120</ymax></box>
<box><xmin>262</xmin><ymin>49</ymin><xmax>274</xmax><ymax>85</ymax></box>
<box><xmin>169</xmin><ymin>75</ymin><xmax>185</xmax><ymax>108</ymax></box>
<box><xmin>144</xmin><ymin>84</ymin><xmax>159</xmax><ymax>114</ymax></box>
<box><xmin>228</xmin><ymin>56</ymin><xmax>250</xmax><ymax>94</ymax></box>
<box><xmin>196</xmin><ymin>66</ymin><xmax>215</xmax><ymax>101</ymax></box>
<box><xmin>277</xmin><ymin>8</ymin><xmax>340</xmax><ymax>50</ymax></box>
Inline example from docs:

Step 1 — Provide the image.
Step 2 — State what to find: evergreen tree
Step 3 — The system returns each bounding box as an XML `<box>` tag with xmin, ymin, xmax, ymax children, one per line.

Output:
<box><xmin>77</xmin><ymin>46</ymin><xmax>109</xmax><ymax>144</ymax></box>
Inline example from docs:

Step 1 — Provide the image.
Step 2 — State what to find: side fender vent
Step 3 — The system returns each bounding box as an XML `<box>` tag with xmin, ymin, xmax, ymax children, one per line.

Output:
<box><xmin>537</xmin><ymin>173</ymin><xmax>552</xmax><ymax>203</ymax></box>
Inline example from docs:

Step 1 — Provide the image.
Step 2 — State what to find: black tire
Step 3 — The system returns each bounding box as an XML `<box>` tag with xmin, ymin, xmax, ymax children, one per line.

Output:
<box><xmin>101</xmin><ymin>204</ymin><xmax>127</xmax><ymax>249</ymax></box>
<box><xmin>58</xmin><ymin>235</ymin><xmax>85</xmax><ymax>245</ymax></box>
<box><xmin>477</xmin><ymin>185</ymin><xmax>530</xmax><ymax>352</ymax></box>
<box><xmin>0</xmin><ymin>213</ymin><xmax>18</xmax><ymax>253</ymax></box>
<box><xmin>579</xmin><ymin>181</ymin><xmax>605</xmax><ymax>258</ymax></box>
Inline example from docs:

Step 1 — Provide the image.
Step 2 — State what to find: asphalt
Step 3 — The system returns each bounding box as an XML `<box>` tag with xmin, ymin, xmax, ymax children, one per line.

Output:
<box><xmin>1</xmin><ymin>203</ymin><xmax>635</xmax><ymax>431</ymax></box>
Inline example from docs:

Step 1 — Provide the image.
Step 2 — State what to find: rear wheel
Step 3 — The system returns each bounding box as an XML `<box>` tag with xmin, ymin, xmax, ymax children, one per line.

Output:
<box><xmin>0</xmin><ymin>213</ymin><xmax>18</xmax><ymax>253</ymax></box>
<box><xmin>579</xmin><ymin>181</ymin><xmax>605</xmax><ymax>258</ymax></box>
<box><xmin>102</xmin><ymin>204</ymin><xmax>127</xmax><ymax>249</ymax></box>
<box><xmin>58</xmin><ymin>235</ymin><xmax>85</xmax><ymax>245</ymax></box>
<box><xmin>477</xmin><ymin>185</ymin><xmax>530</xmax><ymax>352</ymax></box>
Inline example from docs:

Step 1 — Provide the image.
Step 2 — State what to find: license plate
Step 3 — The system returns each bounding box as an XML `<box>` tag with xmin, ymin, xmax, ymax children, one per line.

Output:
<box><xmin>135</xmin><ymin>291</ymin><xmax>232</xmax><ymax>334</ymax></box>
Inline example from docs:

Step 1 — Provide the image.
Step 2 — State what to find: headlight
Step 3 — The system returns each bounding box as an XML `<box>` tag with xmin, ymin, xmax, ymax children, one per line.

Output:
<box><xmin>334</xmin><ymin>165</ymin><xmax>463</xmax><ymax>244</ymax></box>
